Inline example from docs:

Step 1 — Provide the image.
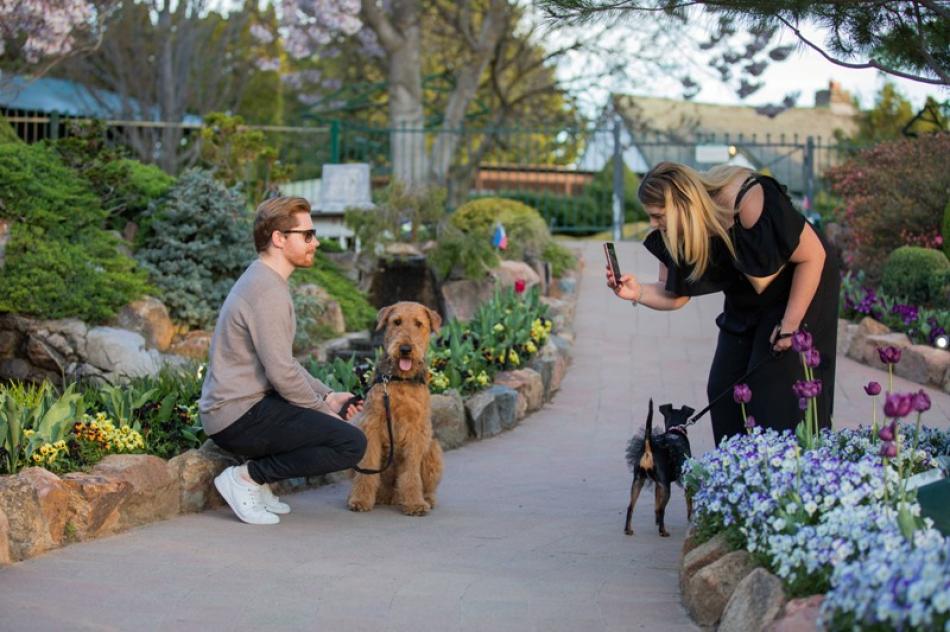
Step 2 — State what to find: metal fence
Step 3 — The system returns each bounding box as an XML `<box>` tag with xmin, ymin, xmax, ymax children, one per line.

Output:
<box><xmin>3</xmin><ymin>109</ymin><xmax>860</xmax><ymax>236</ymax></box>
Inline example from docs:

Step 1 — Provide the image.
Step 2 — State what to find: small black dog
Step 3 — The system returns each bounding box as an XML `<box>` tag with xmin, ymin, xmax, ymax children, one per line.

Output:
<box><xmin>624</xmin><ymin>399</ymin><xmax>693</xmax><ymax>537</ymax></box>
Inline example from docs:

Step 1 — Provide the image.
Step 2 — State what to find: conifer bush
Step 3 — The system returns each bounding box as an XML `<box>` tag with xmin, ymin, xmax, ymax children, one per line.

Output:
<box><xmin>135</xmin><ymin>169</ymin><xmax>254</xmax><ymax>329</ymax></box>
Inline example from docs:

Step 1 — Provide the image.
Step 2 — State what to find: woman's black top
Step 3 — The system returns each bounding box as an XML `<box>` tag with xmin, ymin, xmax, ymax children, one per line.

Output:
<box><xmin>643</xmin><ymin>174</ymin><xmax>806</xmax><ymax>335</ymax></box>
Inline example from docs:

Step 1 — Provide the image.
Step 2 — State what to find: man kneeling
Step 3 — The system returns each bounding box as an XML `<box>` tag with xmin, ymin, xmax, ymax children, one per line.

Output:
<box><xmin>199</xmin><ymin>196</ymin><xmax>366</xmax><ymax>525</ymax></box>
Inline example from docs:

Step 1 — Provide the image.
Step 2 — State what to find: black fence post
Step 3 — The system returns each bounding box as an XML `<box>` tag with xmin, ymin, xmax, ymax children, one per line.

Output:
<box><xmin>612</xmin><ymin>119</ymin><xmax>623</xmax><ymax>241</ymax></box>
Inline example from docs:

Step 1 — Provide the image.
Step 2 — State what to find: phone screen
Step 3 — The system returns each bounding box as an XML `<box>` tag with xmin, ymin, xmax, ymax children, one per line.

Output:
<box><xmin>603</xmin><ymin>242</ymin><xmax>621</xmax><ymax>281</ymax></box>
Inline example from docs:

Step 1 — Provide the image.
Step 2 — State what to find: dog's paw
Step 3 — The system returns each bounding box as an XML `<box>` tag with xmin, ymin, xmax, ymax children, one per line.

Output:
<box><xmin>347</xmin><ymin>498</ymin><xmax>374</xmax><ymax>512</ymax></box>
<box><xmin>659</xmin><ymin>528</ymin><xmax>670</xmax><ymax>538</ymax></box>
<box><xmin>401</xmin><ymin>501</ymin><xmax>431</xmax><ymax>516</ymax></box>
<box><xmin>624</xmin><ymin>528</ymin><xmax>634</xmax><ymax>536</ymax></box>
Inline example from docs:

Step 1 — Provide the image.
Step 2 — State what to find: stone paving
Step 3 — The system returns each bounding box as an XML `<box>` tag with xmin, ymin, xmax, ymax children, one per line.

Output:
<box><xmin>0</xmin><ymin>240</ymin><xmax>946</xmax><ymax>632</ymax></box>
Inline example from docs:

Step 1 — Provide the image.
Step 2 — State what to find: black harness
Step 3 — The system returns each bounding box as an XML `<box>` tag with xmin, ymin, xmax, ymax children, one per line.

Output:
<box><xmin>350</xmin><ymin>369</ymin><xmax>427</xmax><ymax>475</ymax></box>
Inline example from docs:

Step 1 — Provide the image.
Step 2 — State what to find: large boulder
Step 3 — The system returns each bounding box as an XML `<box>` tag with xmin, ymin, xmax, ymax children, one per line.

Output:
<box><xmin>168</xmin><ymin>330</ymin><xmax>213</xmax><ymax>361</ymax></box>
<box><xmin>441</xmin><ymin>279</ymin><xmax>495</xmax><ymax>323</ymax></box>
<box><xmin>897</xmin><ymin>344</ymin><xmax>950</xmax><ymax>386</ymax></box>
<box><xmin>766</xmin><ymin>595</ymin><xmax>824</xmax><ymax>632</ymax></box>
<box><xmin>62</xmin><ymin>472</ymin><xmax>133</xmax><ymax>540</ymax></box>
<box><xmin>464</xmin><ymin>385</ymin><xmax>518</xmax><ymax>438</ymax></box>
<box><xmin>430</xmin><ymin>389</ymin><xmax>467</xmax><ymax>450</ymax></box>
<box><xmin>92</xmin><ymin>454</ymin><xmax>179</xmax><ymax>529</ymax></box>
<box><xmin>168</xmin><ymin>449</ymin><xmax>225</xmax><ymax>513</ymax></box>
<box><xmin>0</xmin><ymin>505</ymin><xmax>10</xmax><ymax>565</ymax></box>
<box><xmin>116</xmin><ymin>297</ymin><xmax>175</xmax><ymax>351</ymax></box>
<box><xmin>296</xmin><ymin>284</ymin><xmax>346</xmax><ymax>336</ymax></box>
<box><xmin>17</xmin><ymin>468</ymin><xmax>71</xmax><ymax>550</ymax></box>
<box><xmin>493</xmin><ymin>369</ymin><xmax>544</xmax><ymax>420</ymax></box>
<box><xmin>490</xmin><ymin>260</ymin><xmax>540</xmax><ymax>291</ymax></box>
<box><xmin>85</xmin><ymin>327</ymin><xmax>164</xmax><ymax>380</ymax></box>
<box><xmin>845</xmin><ymin>317</ymin><xmax>891</xmax><ymax>363</ymax></box>
<box><xmin>680</xmin><ymin>531</ymin><xmax>732</xmax><ymax>590</ymax></box>
<box><xmin>719</xmin><ymin>568</ymin><xmax>787</xmax><ymax>632</ymax></box>
<box><xmin>0</xmin><ymin>475</ymin><xmax>56</xmax><ymax>560</ymax></box>
<box><xmin>683</xmin><ymin>549</ymin><xmax>758</xmax><ymax>627</ymax></box>
<box><xmin>836</xmin><ymin>319</ymin><xmax>858</xmax><ymax>356</ymax></box>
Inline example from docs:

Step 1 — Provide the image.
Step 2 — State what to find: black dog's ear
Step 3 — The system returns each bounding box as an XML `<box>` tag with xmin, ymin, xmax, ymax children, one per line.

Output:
<box><xmin>681</xmin><ymin>405</ymin><xmax>695</xmax><ymax>417</ymax></box>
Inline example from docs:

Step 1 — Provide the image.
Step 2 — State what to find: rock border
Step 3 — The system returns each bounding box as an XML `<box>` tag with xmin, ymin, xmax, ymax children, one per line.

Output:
<box><xmin>679</xmin><ymin>527</ymin><xmax>824</xmax><ymax>631</ymax></box>
<box><xmin>0</xmin><ymin>267</ymin><xmax>581</xmax><ymax>567</ymax></box>
<box><xmin>839</xmin><ymin>316</ymin><xmax>950</xmax><ymax>393</ymax></box>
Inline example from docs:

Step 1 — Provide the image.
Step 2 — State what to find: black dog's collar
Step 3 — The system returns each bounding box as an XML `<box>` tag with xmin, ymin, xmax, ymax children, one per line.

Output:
<box><xmin>668</xmin><ymin>425</ymin><xmax>688</xmax><ymax>437</ymax></box>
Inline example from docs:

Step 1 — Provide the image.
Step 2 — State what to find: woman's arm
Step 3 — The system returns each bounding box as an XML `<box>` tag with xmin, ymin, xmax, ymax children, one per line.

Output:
<box><xmin>773</xmin><ymin>223</ymin><xmax>826</xmax><ymax>348</ymax></box>
<box><xmin>606</xmin><ymin>262</ymin><xmax>690</xmax><ymax>311</ymax></box>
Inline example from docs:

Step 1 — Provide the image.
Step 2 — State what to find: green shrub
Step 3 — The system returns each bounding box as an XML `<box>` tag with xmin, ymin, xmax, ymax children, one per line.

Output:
<box><xmin>583</xmin><ymin>157</ymin><xmax>646</xmax><ymax>223</ymax></box>
<box><xmin>486</xmin><ymin>190</ymin><xmax>604</xmax><ymax>234</ymax></box>
<box><xmin>434</xmin><ymin>197</ymin><xmax>576</xmax><ymax>281</ymax></box>
<box><xmin>0</xmin><ymin>142</ymin><xmax>151</xmax><ymax>321</ymax></box>
<box><xmin>135</xmin><ymin>169</ymin><xmax>255</xmax><ymax>329</ymax></box>
<box><xmin>942</xmin><ymin>199</ymin><xmax>950</xmax><ymax>261</ymax></box>
<box><xmin>345</xmin><ymin>181</ymin><xmax>446</xmax><ymax>255</ymax></box>
<box><xmin>881</xmin><ymin>246</ymin><xmax>950</xmax><ymax>308</ymax></box>
<box><xmin>825</xmin><ymin>134</ymin><xmax>950</xmax><ymax>278</ymax></box>
<box><xmin>0</xmin><ymin>114</ymin><xmax>20</xmax><ymax>144</ymax></box>
<box><xmin>292</xmin><ymin>251</ymin><xmax>376</xmax><ymax>335</ymax></box>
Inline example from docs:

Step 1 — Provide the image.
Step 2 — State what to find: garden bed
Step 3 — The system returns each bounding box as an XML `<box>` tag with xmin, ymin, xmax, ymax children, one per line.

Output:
<box><xmin>0</xmin><ymin>268</ymin><xmax>581</xmax><ymax>566</ymax></box>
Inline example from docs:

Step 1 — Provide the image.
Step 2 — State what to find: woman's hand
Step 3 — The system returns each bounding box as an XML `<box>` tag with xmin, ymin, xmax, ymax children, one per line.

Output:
<box><xmin>606</xmin><ymin>265</ymin><xmax>642</xmax><ymax>302</ymax></box>
<box><xmin>769</xmin><ymin>324</ymin><xmax>793</xmax><ymax>353</ymax></box>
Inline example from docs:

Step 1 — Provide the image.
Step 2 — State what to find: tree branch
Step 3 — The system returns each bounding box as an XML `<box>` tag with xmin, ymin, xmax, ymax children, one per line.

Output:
<box><xmin>360</xmin><ymin>0</ymin><xmax>404</xmax><ymax>53</ymax></box>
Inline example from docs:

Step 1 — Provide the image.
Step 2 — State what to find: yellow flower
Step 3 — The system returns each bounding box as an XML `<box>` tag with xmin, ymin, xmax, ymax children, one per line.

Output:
<box><xmin>32</xmin><ymin>454</ymin><xmax>41</xmax><ymax>463</ymax></box>
<box><xmin>525</xmin><ymin>341</ymin><xmax>537</xmax><ymax>354</ymax></box>
<box><xmin>508</xmin><ymin>350</ymin><xmax>520</xmax><ymax>366</ymax></box>
<box><xmin>476</xmin><ymin>372</ymin><xmax>490</xmax><ymax>386</ymax></box>
<box><xmin>493</xmin><ymin>323</ymin><xmax>504</xmax><ymax>333</ymax></box>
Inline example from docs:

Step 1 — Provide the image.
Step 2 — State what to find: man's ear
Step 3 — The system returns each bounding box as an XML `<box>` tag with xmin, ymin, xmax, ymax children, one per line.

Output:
<box><xmin>425</xmin><ymin>307</ymin><xmax>442</xmax><ymax>334</ymax></box>
<box><xmin>375</xmin><ymin>305</ymin><xmax>394</xmax><ymax>331</ymax></box>
<box><xmin>270</xmin><ymin>229</ymin><xmax>285</xmax><ymax>250</ymax></box>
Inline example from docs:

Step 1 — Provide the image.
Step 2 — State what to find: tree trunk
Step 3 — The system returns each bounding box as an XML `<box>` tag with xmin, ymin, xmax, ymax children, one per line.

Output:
<box><xmin>388</xmin><ymin>39</ymin><xmax>426</xmax><ymax>187</ymax></box>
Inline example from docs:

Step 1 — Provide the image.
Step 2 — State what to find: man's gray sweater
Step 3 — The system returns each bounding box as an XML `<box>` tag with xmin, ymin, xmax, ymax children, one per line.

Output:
<box><xmin>199</xmin><ymin>259</ymin><xmax>334</xmax><ymax>435</ymax></box>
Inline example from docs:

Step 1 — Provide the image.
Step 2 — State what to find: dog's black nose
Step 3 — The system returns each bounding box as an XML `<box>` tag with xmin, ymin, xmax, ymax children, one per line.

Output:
<box><xmin>399</xmin><ymin>344</ymin><xmax>412</xmax><ymax>356</ymax></box>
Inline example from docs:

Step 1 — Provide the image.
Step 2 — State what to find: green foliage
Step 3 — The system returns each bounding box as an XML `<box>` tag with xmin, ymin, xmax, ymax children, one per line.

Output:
<box><xmin>881</xmin><ymin>246</ymin><xmax>950</xmax><ymax>308</ymax></box>
<box><xmin>292</xmin><ymin>251</ymin><xmax>377</xmax><ymax>333</ymax></box>
<box><xmin>135</xmin><ymin>169</ymin><xmax>255</xmax><ymax>329</ymax></box>
<box><xmin>429</xmin><ymin>287</ymin><xmax>552</xmax><ymax>394</ymax></box>
<box><xmin>943</xmin><ymin>199</ymin><xmax>950</xmax><ymax>261</ymax></box>
<box><xmin>127</xmin><ymin>364</ymin><xmax>206</xmax><ymax>459</ymax></box>
<box><xmin>825</xmin><ymin>133</ymin><xmax>950</xmax><ymax>279</ymax></box>
<box><xmin>52</xmin><ymin>122</ymin><xmax>175</xmax><ymax>233</ymax></box>
<box><xmin>199</xmin><ymin>112</ymin><xmax>293</xmax><ymax>205</ymax></box>
<box><xmin>432</xmin><ymin>196</ymin><xmax>578</xmax><ymax>281</ymax></box>
<box><xmin>0</xmin><ymin>114</ymin><xmax>20</xmax><ymax>144</ymax></box>
<box><xmin>840</xmin><ymin>270</ymin><xmax>950</xmax><ymax>345</ymax></box>
<box><xmin>307</xmin><ymin>355</ymin><xmax>375</xmax><ymax>398</ymax></box>
<box><xmin>484</xmin><ymin>190</ymin><xmax>603</xmax><ymax>233</ymax></box>
<box><xmin>0</xmin><ymin>142</ymin><xmax>151</xmax><ymax>322</ymax></box>
<box><xmin>542</xmin><ymin>241</ymin><xmax>577</xmax><ymax>278</ymax></box>
<box><xmin>584</xmin><ymin>157</ymin><xmax>645</xmax><ymax>222</ymax></box>
<box><xmin>848</xmin><ymin>83</ymin><xmax>946</xmax><ymax>143</ymax></box>
<box><xmin>345</xmin><ymin>181</ymin><xmax>446</xmax><ymax>254</ymax></box>
<box><xmin>0</xmin><ymin>382</ymin><xmax>86</xmax><ymax>475</ymax></box>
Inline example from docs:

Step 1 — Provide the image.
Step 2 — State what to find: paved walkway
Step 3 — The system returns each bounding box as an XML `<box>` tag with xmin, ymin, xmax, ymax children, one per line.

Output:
<box><xmin>1</xmin><ymin>241</ymin><xmax>947</xmax><ymax>632</ymax></box>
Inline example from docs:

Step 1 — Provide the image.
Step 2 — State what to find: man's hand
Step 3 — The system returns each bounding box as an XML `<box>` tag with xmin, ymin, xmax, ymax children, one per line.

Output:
<box><xmin>325</xmin><ymin>392</ymin><xmax>364</xmax><ymax>421</ymax></box>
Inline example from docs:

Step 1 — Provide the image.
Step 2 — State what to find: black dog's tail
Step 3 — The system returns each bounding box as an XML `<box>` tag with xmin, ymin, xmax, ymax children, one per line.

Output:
<box><xmin>625</xmin><ymin>398</ymin><xmax>654</xmax><ymax>472</ymax></box>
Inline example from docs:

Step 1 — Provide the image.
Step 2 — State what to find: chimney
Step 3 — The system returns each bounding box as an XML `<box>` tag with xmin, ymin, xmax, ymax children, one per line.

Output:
<box><xmin>814</xmin><ymin>80</ymin><xmax>856</xmax><ymax>115</ymax></box>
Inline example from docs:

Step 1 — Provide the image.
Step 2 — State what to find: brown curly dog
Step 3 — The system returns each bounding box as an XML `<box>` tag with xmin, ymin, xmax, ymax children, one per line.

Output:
<box><xmin>347</xmin><ymin>301</ymin><xmax>444</xmax><ymax>516</ymax></box>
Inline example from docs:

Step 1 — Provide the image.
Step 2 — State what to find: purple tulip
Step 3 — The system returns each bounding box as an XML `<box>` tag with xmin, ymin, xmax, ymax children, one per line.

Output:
<box><xmin>744</xmin><ymin>415</ymin><xmax>756</xmax><ymax>430</ymax></box>
<box><xmin>878</xmin><ymin>421</ymin><xmax>896</xmax><ymax>442</ymax></box>
<box><xmin>879</xmin><ymin>441</ymin><xmax>898</xmax><ymax>458</ymax></box>
<box><xmin>883</xmin><ymin>393</ymin><xmax>913</xmax><ymax>419</ymax></box>
<box><xmin>791</xmin><ymin>330</ymin><xmax>813</xmax><ymax>353</ymax></box>
<box><xmin>733</xmin><ymin>383</ymin><xmax>752</xmax><ymax>404</ymax></box>
<box><xmin>912</xmin><ymin>389</ymin><xmax>931</xmax><ymax>413</ymax></box>
<box><xmin>798</xmin><ymin>397</ymin><xmax>809</xmax><ymax>411</ymax></box>
<box><xmin>878</xmin><ymin>346</ymin><xmax>902</xmax><ymax>365</ymax></box>
<box><xmin>863</xmin><ymin>381</ymin><xmax>882</xmax><ymax>396</ymax></box>
<box><xmin>793</xmin><ymin>379</ymin><xmax>822</xmax><ymax>399</ymax></box>
<box><xmin>804</xmin><ymin>348</ymin><xmax>821</xmax><ymax>368</ymax></box>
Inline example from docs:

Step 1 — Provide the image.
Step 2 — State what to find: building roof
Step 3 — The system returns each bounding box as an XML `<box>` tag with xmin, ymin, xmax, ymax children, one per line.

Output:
<box><xmin>610</xmin><ymin>88</ymin><xmax>859</xmax><ymax>193</ymax></box>
<box><xmin>0</xmin><ymin>73</ymin><xmax>201</xmax><ymax>123</ymax></box>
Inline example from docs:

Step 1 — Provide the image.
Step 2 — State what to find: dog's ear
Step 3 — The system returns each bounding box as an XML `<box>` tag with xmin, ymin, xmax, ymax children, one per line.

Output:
<box><xmin>375</xmin><ymin>305</ymin><xmax>395</xmax><ymax>332</ymax></box>
<box><xmin>425</xmin><ymin>307</ymin><xmax>442</xmax><ymax>334</ymax></box>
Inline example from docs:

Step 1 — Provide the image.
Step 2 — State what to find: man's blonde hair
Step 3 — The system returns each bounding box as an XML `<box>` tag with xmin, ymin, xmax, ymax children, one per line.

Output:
<box><xmin>637</xmin><ymin>162</ymin><xmax>752</xmax><ymax>281</ymax></box>
<box><xmin>253</xmin><ymin>196</ymin><xmax>312</xmax><ymax>253</ymax></box>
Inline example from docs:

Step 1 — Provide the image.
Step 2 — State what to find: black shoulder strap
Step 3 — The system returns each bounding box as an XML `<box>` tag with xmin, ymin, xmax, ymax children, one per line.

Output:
<box><xmin>733</xmin><ymin>175</ymin><xmax>760</xmax><ymax>211</ymax></box>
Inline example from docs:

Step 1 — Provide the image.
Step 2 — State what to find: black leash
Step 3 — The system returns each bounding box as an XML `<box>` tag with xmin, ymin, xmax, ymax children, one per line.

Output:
<box><xmin>350</xmin><ymin>370</ymin><xmax>427</xmax><ymax>475</ymax></box>
<box><xmin>672</xmin><ymin>339</ymin><xmax>788</xmax><ymax>432</ymax></box>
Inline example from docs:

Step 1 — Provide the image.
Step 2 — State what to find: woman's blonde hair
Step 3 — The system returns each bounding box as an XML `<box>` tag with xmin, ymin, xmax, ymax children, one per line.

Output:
<box><xmin>637</xmin><ymin>162</ymin><xmax>752</xmax><ymax>281</ymax></box>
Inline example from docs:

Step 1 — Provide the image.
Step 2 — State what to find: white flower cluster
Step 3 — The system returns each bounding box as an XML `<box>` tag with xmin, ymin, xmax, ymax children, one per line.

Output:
<box><xmin>0</xmin><ymin>0</ymin><xmax>92</xmax><ymax>62</ymax></box>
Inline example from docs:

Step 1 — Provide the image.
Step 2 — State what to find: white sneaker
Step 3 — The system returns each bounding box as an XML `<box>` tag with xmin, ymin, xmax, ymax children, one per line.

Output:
<box><xmin>260</xmin><ymin>483</ymin><xmax>291</xmax><ymax>514</ymax></box>
<box><xmin>213</xmin><ymin>466</ymin><xmax>279</xmax><ymax>525</ymax></box>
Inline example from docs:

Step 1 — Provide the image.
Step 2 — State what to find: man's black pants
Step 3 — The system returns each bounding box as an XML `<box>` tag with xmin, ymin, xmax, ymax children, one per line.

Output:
<box><xmin>210</xmin><ymin>393</ymin><xmax>367</xmax><ymax>485</ymax></box>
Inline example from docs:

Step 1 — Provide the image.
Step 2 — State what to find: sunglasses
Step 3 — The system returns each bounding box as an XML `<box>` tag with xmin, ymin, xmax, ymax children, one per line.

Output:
<box><xmin>282</xmin><ymin>229</ymin><xmax>318</xmax><ymax>243</ymax></box>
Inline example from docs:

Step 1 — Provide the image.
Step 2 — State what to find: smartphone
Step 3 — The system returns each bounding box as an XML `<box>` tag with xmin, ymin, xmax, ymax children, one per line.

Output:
<box><xmin>603</xmin><ymin>242</ymin><xmax>622</xmax><ymax>282</ymax></box>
